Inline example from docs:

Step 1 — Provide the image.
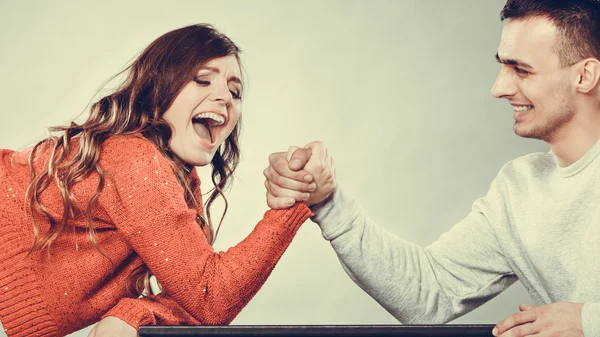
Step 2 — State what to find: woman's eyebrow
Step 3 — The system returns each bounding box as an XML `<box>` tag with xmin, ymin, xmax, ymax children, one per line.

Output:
<box><xmin>198</xmin><ymin>66</ymin><xmax>242</xmax><ymax>85</ymax></box>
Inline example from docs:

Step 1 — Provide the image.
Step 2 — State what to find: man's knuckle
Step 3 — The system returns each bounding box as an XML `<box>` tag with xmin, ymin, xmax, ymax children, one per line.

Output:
<box><xmin>513</xmin><ymin>326</ymin><xmax>525</xmax><ymax>336</ymax></box>
<box><xmin>498</xmin><ymin>320</ymin><xmax>509</xmax><ymax>331</ymax></box>
<box><xmin>273</xmin><ymin>160</ymin><xmax>284</xmax><ymax>171</ymax></box>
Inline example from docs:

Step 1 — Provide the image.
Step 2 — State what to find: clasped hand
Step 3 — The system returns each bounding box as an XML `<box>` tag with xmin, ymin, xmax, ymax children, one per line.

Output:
<box><xmin>263</xmin><ymin>141</ymin><xmax>336</xmax><ymax>209</ymax></box>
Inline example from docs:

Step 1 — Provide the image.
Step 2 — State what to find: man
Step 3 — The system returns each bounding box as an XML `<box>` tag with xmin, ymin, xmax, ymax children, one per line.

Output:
<box><xmin>263</xmin><ymin>1</ymin><xmax>600</xmax><ymax>336</ymax></box>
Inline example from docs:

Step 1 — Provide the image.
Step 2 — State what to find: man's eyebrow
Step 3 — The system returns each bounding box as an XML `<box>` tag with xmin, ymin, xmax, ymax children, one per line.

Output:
<box><xmin>495</xmin><ymin>53</ymin><xmax>533</xmax><ymax>69</ymax></box>
<box><xmin>197</xmin><ymin>66</ymin><xmax>242</xmax><ymax>85</ymax></box>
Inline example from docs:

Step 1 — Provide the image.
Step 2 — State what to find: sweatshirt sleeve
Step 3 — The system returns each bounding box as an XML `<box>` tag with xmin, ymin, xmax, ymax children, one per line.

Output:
<box><xmin>310</xmin><ymin>183</ymin><xmax>517</xmax><ymax>324</ymax></box>
<box><xmin>99</xmin><ymin>137</ymin><xmax>312</xmax><ymax>325</ymax></box>
<box><xmin>582</xmin><ymin>302</ymin><xmax>600</xmax><ymax>337</ymax></box>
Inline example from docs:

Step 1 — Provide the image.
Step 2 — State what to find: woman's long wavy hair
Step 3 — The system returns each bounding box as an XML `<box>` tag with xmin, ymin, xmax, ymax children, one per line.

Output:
<box><xmin>25</xmin><ymin>24</ymin><xmax>242</xmax><ymax>297</ymax></box>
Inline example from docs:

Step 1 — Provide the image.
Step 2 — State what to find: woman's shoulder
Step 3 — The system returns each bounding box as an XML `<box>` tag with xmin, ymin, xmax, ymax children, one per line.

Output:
<box><xmin>0</xmin><ymin>148</ymin><xmax>17</xmax><ymax>172</ymax></box>
<box><xmin>99</xmin><ymin>134</ymin><xmax>179</xmax><ymax>184</ymax></box>
<box><xmin>97</xmin><ymin>135</ymin><xmax>191</xmax><ymax>220</ymax></box>
<box><xmin>103</xmin><ymin>134</ymin><xmax>159</xmax><ymax>154</ymax></box>
<box><xmin>101</xmin><ymin>134</ymin><xmax>167</xmax><ymax>164</ymax></box>
<box><xmin>1</xmin><ymin>144</ymin><xmax>45</xmax><ymax>172</ymax></box>
<box><xmin>0</xmin><ymin>148</ymin><xmax>16</xmax><ymax>160</ymax></box>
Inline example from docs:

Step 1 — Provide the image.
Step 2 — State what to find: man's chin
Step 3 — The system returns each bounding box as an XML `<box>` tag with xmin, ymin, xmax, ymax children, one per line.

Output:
<box><xmin>513</xmin><ymin>122</ymin><xmax>539</xmax><ymax>140</ymax></box>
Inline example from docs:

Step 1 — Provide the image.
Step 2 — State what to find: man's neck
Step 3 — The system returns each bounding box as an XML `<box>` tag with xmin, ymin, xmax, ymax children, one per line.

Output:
<box><xmin>548</xmin><ymin>115</ymin><xmax>600</xmax><ymax>167</ymax></box>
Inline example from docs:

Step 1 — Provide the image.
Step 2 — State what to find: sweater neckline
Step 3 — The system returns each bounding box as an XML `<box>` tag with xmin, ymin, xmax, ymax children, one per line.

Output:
<box><xmin>554</xmin><ymin>139</ymin><xmax>600</xmax><ymax>177</ymax></box>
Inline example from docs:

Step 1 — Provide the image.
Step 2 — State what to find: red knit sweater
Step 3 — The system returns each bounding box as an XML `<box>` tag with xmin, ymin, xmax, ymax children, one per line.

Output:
<box><xmin>0</xmin><ymin>135</ymin><xmax>311</xmax><ymax>337</ymax></box>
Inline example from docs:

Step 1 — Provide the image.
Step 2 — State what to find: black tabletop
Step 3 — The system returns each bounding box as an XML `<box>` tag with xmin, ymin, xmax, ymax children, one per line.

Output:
<box><xmin>139</xmin><ymin>324</ymin><xmax>496</xmax><ymax>337</ymax></box>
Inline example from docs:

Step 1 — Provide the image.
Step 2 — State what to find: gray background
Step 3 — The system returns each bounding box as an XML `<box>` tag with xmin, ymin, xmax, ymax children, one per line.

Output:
<box><xmin>0</xmin><ymin>1</ymin><xmax>547</xmax><ymax>336</ymax></box>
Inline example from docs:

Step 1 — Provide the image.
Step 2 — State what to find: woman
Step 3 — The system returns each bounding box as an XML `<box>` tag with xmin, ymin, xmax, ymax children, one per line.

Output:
<box><xmin>0</xmin><ymin>24</ymin><xmax>313</xmax><ymax>337</ymax></box>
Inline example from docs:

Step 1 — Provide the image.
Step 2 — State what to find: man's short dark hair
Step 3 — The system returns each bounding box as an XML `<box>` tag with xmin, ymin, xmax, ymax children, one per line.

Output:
<box><xmin>501</xmin><ymin>0</ymin><xmax>600</xmax><ymax>67</ymax></box>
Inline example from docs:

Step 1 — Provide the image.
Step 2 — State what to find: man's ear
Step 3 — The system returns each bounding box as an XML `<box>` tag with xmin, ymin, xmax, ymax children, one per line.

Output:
<box><xmin>575</xmin><ymin>58</ymin><xmax>600</xmax><ymax>94</ymax></box>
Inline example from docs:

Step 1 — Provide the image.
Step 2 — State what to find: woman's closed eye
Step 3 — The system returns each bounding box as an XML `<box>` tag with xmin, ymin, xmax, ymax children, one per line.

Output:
<box><xmin>230</xmin><ymin>89</ymin><xmax>242</xmax><ymax>100</ymax></box>
<box><xmin>193</xmin><ymin>77</ymin><xmax>242</xmax><ymax>100</ymax></box>
<box><xmin>193</xmin><ymin>77</ymin><xmax>211</xmax><ymax>86</ymax></box>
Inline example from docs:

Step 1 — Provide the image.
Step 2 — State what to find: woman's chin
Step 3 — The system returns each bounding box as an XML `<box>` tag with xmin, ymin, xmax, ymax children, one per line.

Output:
<box><xmin>188</xmin><ymin>155</ymin><xmax>214</xmax><ymax>167</ymax></box>
<box><xmin>169</xmin><ymin>141</ymin><xmax>218</xmax><ymax>167</ymax></box>
<box><xmin>176</xmin><ymin>150</ymin><xmax>215</xmax><ymax>167</ymax></box>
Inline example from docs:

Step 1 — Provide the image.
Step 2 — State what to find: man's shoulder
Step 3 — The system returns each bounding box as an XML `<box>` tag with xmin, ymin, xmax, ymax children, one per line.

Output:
<box><xmin>496</xmin><ymin>151</ymin><xmax>555</xmax><ymax>183</ymax></box>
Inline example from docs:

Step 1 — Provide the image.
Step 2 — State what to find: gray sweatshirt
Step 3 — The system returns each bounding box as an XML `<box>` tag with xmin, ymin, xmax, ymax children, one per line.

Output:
<box><xmin>311</xmin><ymin>143</ymin><xmax>600</xmax><ymax>337</ymax></box>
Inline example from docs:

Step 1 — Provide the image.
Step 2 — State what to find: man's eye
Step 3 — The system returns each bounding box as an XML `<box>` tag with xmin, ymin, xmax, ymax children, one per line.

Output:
<box><xmin>515</xmin><ymin>67</ymin><xmax>529</xmax><ymax>75</ymax></box>
<box><xmin>230</xmin><ymin>90</ymin><xmax>242</xmax><ymax>99</ymax></box>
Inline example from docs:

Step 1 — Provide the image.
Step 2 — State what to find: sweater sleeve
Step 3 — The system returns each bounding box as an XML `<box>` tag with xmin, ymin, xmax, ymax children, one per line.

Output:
<box><xmin>102</xmin><ymin>296</ymin><xmax>201</xmax><ymax>328</ymax></box>
<box><xmin>310</xmin><ymin>183</ymin><xmax>517</xmax><ymax>324</ymax></box>
<box><xmin>99</xmin><ymin>137</ymin><xmax>312</xmax><ymax>325</ymax></box>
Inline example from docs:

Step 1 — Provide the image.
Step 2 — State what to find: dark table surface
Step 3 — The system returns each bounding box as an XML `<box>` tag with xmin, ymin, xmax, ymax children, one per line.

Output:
<box><xmin>139</xmin><ymin>324</ymin><xmax>496</xmax><ymax>337</ymax></box>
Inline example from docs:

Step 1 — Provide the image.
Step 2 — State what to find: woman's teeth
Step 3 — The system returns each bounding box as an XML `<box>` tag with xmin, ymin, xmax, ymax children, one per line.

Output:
<box><xmin>192</xmin><ymin>112</ymin><xmax>225</xmax><ymax>126</ymax></box>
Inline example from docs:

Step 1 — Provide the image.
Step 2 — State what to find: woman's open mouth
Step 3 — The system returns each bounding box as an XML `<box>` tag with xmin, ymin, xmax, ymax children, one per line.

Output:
<box><xmin>192</xmin><ymin>112</ymin><xmax>225</xmax><ymax>144</ymax></box>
